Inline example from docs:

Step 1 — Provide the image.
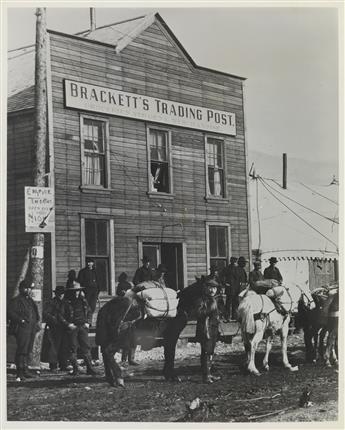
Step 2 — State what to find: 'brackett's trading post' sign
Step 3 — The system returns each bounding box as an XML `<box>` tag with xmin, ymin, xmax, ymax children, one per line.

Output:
<box><xmin>64</xmin><ymin>80</ymin><xmax>236</xmax><ymax>136</ymax></box>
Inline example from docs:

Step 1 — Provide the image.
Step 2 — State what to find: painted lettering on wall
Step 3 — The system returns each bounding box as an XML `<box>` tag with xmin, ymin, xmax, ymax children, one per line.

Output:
<box><xmin>64</xmin><ymin>80</ymin><xmax>236</xmax><ymax>136</ymax></box>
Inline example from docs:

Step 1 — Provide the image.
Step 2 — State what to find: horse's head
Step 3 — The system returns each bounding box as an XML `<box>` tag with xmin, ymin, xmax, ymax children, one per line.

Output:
<box><xmin>296</xmin><ymin>283</ymin><xmax>316</xmax><ymax>312</ymax></box>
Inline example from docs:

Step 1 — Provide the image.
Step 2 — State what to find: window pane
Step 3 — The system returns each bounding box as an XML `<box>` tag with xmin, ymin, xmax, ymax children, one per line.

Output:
<box><xmin>216</xmin><ymin>141</ymin><xmax>223</xmax><ymax>167</ymax></box>
<box><xmin>96</xmin><ymin>221</ymin><xmax>108</xmax><ymax>255</ymax></box>
<box><xmin>217</xmin><ymin>227</ymin><xmax>227</xmax><ymax>257</ymax></box>
<box><xmin>94</xmin><ymin>258</ymin><xmax>108</xmax><ymax>292</ymax></box>
<box><xmin>209</xmin><ymin>227</ymin><xmax>218</xmax><ymax>257</ymax></box>
<box><xmin>208</xmin><ymin>167</ymin><xmax>215</xmax><ymax>195</ymax></box>
<box><xmin>85</xmin><ymin>220</ymin><xmax>96</xmax><ymax>254</ymax></box>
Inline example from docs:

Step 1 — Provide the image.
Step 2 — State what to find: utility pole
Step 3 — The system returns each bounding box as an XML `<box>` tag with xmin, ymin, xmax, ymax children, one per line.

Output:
<box><xmin>282</xmin><ymin>153</ymin><xmax>287</xmax><ymax>189</ymax></box>
<box><xmin>30</xmin><ymin>7</ymin><xmax>47</xmax><ymax>367</ymax></box>
<box><xmin>90</xmin><ymin>8</ymin><xmax>96</xmax><ymax>31</ymax></box>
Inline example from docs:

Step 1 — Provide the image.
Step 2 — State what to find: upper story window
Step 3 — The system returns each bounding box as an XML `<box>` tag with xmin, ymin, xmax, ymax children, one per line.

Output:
<box><xmin>206</xmin><ymin>137</ymin><xmax>225</xmax><ymax>198</ymax></box>
<box><xmin>147</xmin><ymin>127</ymin><xmax>172</xmax><ymax>194</ymax></box>
<box><xmin>81</xmin><ymin>116</ymin><xmax>109</xmax><ymax>188</ymax></box>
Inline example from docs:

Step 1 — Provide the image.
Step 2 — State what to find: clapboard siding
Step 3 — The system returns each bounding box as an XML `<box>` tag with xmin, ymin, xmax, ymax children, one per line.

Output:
<box><xmin>8</xmin><ymin>17</ymin><xmax>249</xmax><ymax>294</ymax></box>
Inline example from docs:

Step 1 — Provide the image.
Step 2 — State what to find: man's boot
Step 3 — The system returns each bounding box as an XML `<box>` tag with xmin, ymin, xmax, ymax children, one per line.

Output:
<box><xmin>85</xmin><ymin>355</ymin><xmax>97</xmax><ymax>376</ymax></box>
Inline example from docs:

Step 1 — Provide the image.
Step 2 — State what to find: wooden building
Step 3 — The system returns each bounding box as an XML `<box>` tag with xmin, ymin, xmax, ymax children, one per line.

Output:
<box><xmin>7</xmin><ymin>13</ymin><xmax>250</xmax><ymax>304</ymax></box>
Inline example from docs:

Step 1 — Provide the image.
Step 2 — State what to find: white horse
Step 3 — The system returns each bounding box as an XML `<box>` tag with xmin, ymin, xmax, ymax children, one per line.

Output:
<box><xmin>238</xmin><ymin>283</ymin><xmax>315</xmax><ymax>376</ymax></box>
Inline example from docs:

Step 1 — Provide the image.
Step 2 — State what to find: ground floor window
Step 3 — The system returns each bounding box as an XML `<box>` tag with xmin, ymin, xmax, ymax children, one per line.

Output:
<box><xmin>207</xmin><ymin>224</ymin><xmax>230</xmax><ymax>271</ymax></box>
<box><xmin>84</xmin><ymin>218</ymin><xmax>110</xmax><ymax>293</ymax></box>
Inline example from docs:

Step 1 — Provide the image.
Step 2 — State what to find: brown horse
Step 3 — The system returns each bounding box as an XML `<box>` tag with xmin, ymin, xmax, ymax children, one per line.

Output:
<box><xmin>298</xmin><ymin>286</ymin><xmax>338</xmax><ymax>366</ymax></box>
<box><xmin>95</xmin><ymin>276</ymin><xmax>225</xmax><ymax>386</ymax></box>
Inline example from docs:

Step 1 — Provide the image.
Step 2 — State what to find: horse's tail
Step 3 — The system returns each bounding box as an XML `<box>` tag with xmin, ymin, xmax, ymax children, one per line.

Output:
<box><xmin>238</xmin><ymin>297</ymin><xmax>256</xmax><ymax>335</ymax></box>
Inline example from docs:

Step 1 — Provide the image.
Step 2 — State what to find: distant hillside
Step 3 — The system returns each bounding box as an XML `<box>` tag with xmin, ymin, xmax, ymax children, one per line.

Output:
<box><xmin>248</xmin><ymin>150</ymin><xmax>338</xmax><ymax>186</ymax></box>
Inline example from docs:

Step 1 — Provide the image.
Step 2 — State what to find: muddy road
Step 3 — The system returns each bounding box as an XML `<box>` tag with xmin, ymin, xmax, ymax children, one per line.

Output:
<box><xmin>6</xmin><ymin>333</ymin><xmax>339</xmax><ymax>423</ymax></box>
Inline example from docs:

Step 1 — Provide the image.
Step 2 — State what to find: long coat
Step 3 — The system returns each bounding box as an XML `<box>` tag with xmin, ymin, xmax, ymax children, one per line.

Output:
<box><xmin>8</xmin><ymin>293</ymin><xmax>40</xmax><ymax>356</ymax></box>
<box><xmin>195</xmin><ymin>295</ymin><xmax>219</xmax><ymax>354</ymax></box>
<box><xmin>264</xmin><ymin>266</ymin><xmax>283</xmax><ymax>282</ymax></box>
<box><xmin>41</xmin><ymin>296</ymin><xmax>69</xmax><ymax>364</ymax></box>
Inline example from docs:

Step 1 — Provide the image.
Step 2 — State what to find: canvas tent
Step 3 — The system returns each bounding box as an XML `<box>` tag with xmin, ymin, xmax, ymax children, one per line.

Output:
<box><xmin>249</xmin><ymin>174</ymin><xmax>338</xmax><ymax>289</ymax></box>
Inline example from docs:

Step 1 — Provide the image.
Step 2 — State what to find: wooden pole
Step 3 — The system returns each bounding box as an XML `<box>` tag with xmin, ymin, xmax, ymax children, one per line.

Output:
<box><xmin>282</xmin><ymin>153</ymin><xmax>287</xmax><ymax>189</ymax></box>
<box><xmin>30</xmin><ymin>7</ymin><xmax>47</xmax><ymax>367</ymax></box>
<box><xmin>90</xmin><ymin>8</ymin><xmax>96</xmax><ymax>31</ymax></box>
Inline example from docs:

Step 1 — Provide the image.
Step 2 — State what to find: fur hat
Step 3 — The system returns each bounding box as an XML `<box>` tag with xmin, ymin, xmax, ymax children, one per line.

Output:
<box><xmin>205</xmin><ymin>279</ymin><xmax>219</xmax><ymax>288</ymax></box>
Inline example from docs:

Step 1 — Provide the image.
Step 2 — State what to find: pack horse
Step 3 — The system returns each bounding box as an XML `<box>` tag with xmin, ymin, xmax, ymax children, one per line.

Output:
<box><xmin>237</xmin><ymin>283</ymin><xmax>315</xmax><ymax>376</ymax></box>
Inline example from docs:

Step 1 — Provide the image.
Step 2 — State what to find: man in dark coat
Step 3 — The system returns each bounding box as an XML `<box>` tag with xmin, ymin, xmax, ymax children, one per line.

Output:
<box><xmin>249</xmin><ymin>260</ymin><xmax>264</xmax><ymax>292</ymax></box>
<box><xmin>195</xmin><ymin>279</ymin><xmax>221</xmax><ymax>384</ymax></box>
<box><xmin>7</xmin><ymin>281</ymin><xmax>40</xmax><ymax>380</ymax></box>
<box><xmin>264</xmin><ymin>257</ymin><xmax>283</xmax><ymax>284</ymax></box>
<box><xmin>62</xmin><ymin>282</ymin><xmax>97</xmax><ymax>376</ymax></box>
<box><xmin>41</xmin><ymin>285</ymin><xmax>69</xmax><ymax>371</ymax></box>
<box><xmin>231</xmin><ymin>256</ymin><xmax>248</xmax><ymax>319</ymax></box>
<box><xmin>133</xmin><ymin>256</ymin><xmax>154</xmax><ymax>286</ymax></box>
<box><xmin>77</xmin><ymin>258</ymin><xmax>100</xmax><ymax>314</ymax></box>
<box><xmin>222</xmin><ymin>257</ymin><xmax>238</xmax><ymax>321</ymax></box>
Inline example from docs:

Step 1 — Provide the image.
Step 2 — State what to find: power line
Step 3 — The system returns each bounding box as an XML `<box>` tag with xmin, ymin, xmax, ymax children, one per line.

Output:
<box><xmin>258</xmin><ymin>177</ymin><xmax>338</xmax><ymax>249</ymax></box>
<box><xmin>300</xmin><ymin>182</ymin><xmax>338</xmax><ymax>206</ymax></box>
<box><xmin>262</xmin><ymin>178</ymin><xmax>338</xmax><ymax>224</ymax></box>
<box><xmin>255</xmin><ymin>178</ymin><xmax>261</xmax><ymax>250</ymax></box>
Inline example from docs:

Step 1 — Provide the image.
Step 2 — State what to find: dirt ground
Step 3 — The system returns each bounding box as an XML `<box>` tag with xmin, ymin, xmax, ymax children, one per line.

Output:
<box><xmin>6</xmin><ymin>333</ymin><xmax>340</xmax><ymax>423</ymax></box>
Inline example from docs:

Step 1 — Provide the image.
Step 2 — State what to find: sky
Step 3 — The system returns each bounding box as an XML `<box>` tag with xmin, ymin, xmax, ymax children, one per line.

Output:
<box><xmin>4</xmin><ymin>4</ymin><xmax>340</xmax><ymax>172</ymax></box>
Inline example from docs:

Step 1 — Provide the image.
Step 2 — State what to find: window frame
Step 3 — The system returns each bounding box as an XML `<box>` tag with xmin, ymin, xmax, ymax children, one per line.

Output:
<box><xmin>80</xmin><ymin>215</ymin><xmax>115</xmax><ymax>296</ymax></box>
<box><xmin>204</xmin><ymin>135</ymin><xmax>226</xmax><ymax>199</ymax></box>
<box><xmin>80</xmin><ymin>114</ymin><xmax>110</xmax><ymax>189</ymax></box>
<box><xmin>146</xmin><ymin>125</ymin><xmax>173</xmax><ymax>196</ymax></box>
<box><xmin>206</xmin><ymin>222</ymin><xmax>231</xmax><ymax>273</ymax></box>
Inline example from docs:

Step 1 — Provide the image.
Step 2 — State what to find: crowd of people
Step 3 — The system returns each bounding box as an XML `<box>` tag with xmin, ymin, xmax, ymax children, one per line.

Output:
<box><xmin>7</xmin><ymin>254</ymin><xmax>284</xmax><ymax>383</ymax></box>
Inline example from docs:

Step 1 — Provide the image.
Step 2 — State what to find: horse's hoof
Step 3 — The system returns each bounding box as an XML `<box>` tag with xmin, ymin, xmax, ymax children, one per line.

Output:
<box><xmin>289</xmin><ymin>365</ymin><xmax>299</xmax><ymax>372</ymax></box>
<box><xmin>249</xmin><ymin>370</ymin><xmax>261</xmax><ymax>376</ymax></box>
<box><xmin>203</xmin><ymin>376</ymin><xmax>214</xmax><ymax>384</ymax></box>
<box><xmin>263</xmin><ymin>365</ymin><xmax>270</xmax><ymax>371</ymax></box>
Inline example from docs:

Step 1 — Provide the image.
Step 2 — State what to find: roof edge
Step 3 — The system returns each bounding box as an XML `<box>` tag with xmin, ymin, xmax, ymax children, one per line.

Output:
<box><xmin>154</xmin><ymin>13</ymin><xmax>246</xmax><ymax>81</ymax></box>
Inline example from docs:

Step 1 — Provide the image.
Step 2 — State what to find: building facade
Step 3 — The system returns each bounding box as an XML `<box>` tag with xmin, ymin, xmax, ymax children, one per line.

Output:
<box><xmin>7</xmin><ymin>13</ymin><xmax>250</xmax><ymax>302</ymax></box>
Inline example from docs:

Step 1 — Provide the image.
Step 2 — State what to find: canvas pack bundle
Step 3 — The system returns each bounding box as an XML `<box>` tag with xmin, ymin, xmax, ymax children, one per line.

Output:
<box><xmin>135</xmin><ymin>282</ymin><xmax>178</xmax><ymax>318</ymax></box>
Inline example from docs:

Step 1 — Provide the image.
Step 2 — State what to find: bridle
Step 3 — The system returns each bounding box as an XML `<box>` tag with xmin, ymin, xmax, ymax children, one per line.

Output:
<box><xmin>293</xmin><ymin>284</ymin><xmax>315</xmax><ymax>310</ymax></box>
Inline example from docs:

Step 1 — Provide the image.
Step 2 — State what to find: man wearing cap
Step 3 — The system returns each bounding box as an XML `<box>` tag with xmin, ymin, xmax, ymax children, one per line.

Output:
<box><xmin>264</xmin><ymin>257</ymin><xmax>283</xmax><ymax>284</ymax></box>
<box><xmin>195</xmin><ymin>278</ymin><xmax>221</xmax><ymax>383</ymax></box>
<box><xmin>7</xmin><ymin>281</ymin><xmax>40</xmax><ymax>381</ymax></box>
<box><xmin>62</xmin><ymin>282</ymin><xmax>97</xmax><ymax>376</ymax></box>
<box><xmin>222</xmin><ymin>257</ymin><xmax>238</xmax><ymax>321</ymax></box>
<box><xmin>77</xmin><ymin>259</ymin><xmax>100</xmax><ymax>314</ymax></box>
<box><xmin>133</xmin><ymin>256</ymin><xmax>154</xmax><ymax>286</ymax></box>
<box><xmin>41</xmin><ymin>285</ymin><xmax>69</xmax><ymax>371</ymax></box>
<box><xmin>232</xmin><ymin>257</ymin><xmax>248</xmax><ymax>319</ymax></box>
<box><xmin>154</xmin><ymin>263</ymin><xmax>169</xmax><ymax>289</ymax></box>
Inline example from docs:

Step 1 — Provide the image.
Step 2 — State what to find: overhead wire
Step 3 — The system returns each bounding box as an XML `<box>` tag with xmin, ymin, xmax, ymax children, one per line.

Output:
<box><xmin>258</xmin><ymin>177</ymin><xmax>338</xmax><ymax>249</ymax></box>
<box><xmin>262</xmin><ymin>178</ymin><xmax>339</xmax><ymax>224</ymax></box>
<box><xmin>300</xmin><ymin>182</ymin><xmax>338</xmax><ymax>206</ymax></box>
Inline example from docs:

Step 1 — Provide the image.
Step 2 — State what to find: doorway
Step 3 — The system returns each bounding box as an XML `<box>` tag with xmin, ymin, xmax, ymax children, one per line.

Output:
<box><xmin>142</xmin><ymin>242</ymin><xmax>184</xmax><ymax>291</ymax></box>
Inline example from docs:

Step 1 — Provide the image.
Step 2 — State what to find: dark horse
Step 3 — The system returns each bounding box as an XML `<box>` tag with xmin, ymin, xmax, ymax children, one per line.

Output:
<box><xmin>95</xmin><ymin>277</ymin><xmax>224</xmax><ymax>386</ymax></box>
<box><xmin>298</xmin><ymin>286</ymin><xmax>339</xmax><ymax>365</ymax></box>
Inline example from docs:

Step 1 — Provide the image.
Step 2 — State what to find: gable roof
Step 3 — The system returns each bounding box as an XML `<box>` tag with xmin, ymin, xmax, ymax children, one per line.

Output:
<box><xmin>8</xmin><ymin>12</ymin><xmax>245</xmax><ymax>113</ymax></box>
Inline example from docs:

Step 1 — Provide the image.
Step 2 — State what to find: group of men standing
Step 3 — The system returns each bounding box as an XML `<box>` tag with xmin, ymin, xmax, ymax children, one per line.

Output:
<box><xmin>8</xmin><ymin>258</ymin><xmax>100</xmax><ymax>381</ymax></box>
<box><xmin>221</xmin><ymin>256</ymin><xmax>283</xmax><ymax>320</ymax></box>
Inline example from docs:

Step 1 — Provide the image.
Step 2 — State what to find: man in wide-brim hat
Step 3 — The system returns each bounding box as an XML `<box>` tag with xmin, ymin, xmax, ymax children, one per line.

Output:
<box><xmin>7</xmin><ymin>281</ymin><xmax>40</xmax><ymax>380</ymax></box>
<box><xmin>41</xmin><ymin>285</ymin><xmax>69</xmax><ymax>371</ymax></box>
<box><xmin>62</xmin><ymin>281</ymin><xmax>97</xmax><ymax>376</ymax></box>
<box><xmin>264</xmin><ymin>256</ymin><xmax>283</xmax><ymax>284</ymax></box>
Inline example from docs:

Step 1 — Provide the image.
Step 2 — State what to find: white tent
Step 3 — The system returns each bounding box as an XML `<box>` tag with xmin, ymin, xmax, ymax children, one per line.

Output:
<box><xmin>249</xmin><ymin>175</ymin><xmax>338</xmax><ymax>287</ymax></box>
